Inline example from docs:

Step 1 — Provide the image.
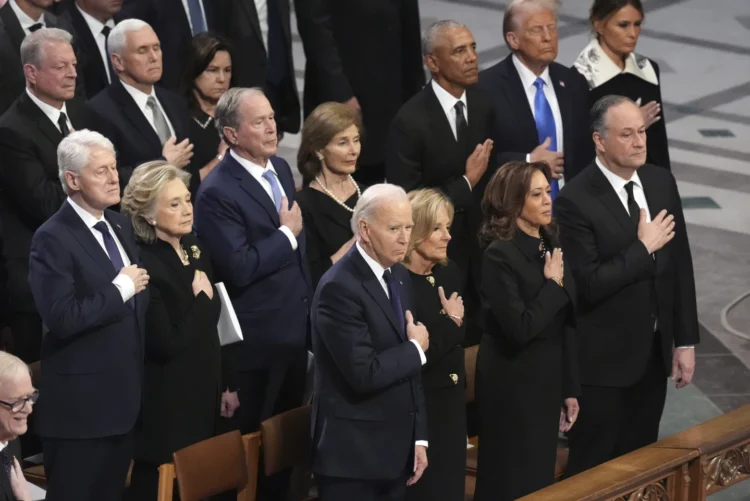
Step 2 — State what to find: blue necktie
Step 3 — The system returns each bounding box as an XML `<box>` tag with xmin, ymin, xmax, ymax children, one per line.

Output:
<box><xmin>533</xmin><ymin>78</ymin><xmax>560</xmax><ymax>200</ymax></box>
<box><xmin>383</xmin><ymin>269</ymin><xmax>405</xmax><ymax>334</ymax></box>
<box><xmin>186</xmin><ymin>0</ymin><xmax>207</xmax><ymax>34</ymax></box>
<box><xmin>94</xmin><ymin>221</ymin><xmax>134</xmax><ymax>309</ymax></box>
<box><xmin>262</xmin><ymin>169</ymin><xmax>283</xmax><ymax>213</ymax></box>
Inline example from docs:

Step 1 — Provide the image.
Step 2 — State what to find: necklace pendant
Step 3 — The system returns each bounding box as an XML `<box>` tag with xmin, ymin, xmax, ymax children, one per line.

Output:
<box><xmin>426</xmin><ymin>276</ymin><xmax>435</xmax><ymax>286</ymax></box>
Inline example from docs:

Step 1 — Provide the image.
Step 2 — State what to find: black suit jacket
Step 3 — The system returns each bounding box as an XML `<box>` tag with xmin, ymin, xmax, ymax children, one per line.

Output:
<box><xmin>311</xmin><ymin>247</ymin><xmax>427</xmax><ymax>480</ymax></box>
<box><xmin>385</xmin><ymin>83</ymin><xmax>497</xmax><ymax>285</ymax></box>
<box><xmin>476</xmin><ymin>55</ymin><xmax>594</xmax><ymax>180</ymax></box>
<box><xmin>87</xmin><ymin>79</ymin><xmax>193</xmax><ymax>188</ymax></box>
<box><xmin>29</xmin><ymin>202</ymin><xmax>147</xmax><ymax>438</ymax></box>
<box><xmin>0</xmin><ymin>92</ymin><xmax>94</xmax><ymax>313</ymax></box>
<box><xmin>295</xmin><ymin>0</ymin><xmax>424</xmax><ymax>163</ymax></box>
<box><xmin>554</xmin><ymin>162</ymin><xmax>699</xmax><ymax>387</ymax></box>
<box><xmin>120</xmin><ymin>0</ymin><xmax>218</xmax><ymax>91</ymax></box>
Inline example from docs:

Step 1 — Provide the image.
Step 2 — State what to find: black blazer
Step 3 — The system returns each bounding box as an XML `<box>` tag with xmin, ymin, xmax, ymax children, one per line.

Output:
<box><xmin>310</xmin><ymin>247</ymin><xmax>427</xmax><ymax>480</ymax></box>
<box><xmin>28</xmin><ymin>202</ymin><xmax>147</xmax><ymax>439</ymax></box>
<box><xmin>295</xmin><ymin>0</ymin><xmax>425</xmax><ymax>164</ymax></box>
<box><xmin>475</xmin><ymin>56</ymin><xmax>594</xmax><ymax>180</ymax></box>
<box><xmin>385</xmin><ymin>84</ymin><xmax>498</xmax><ymax>284</ymax></box>
<box><xmin>87</xmin><ymin>79</ymin><xmax>193</xmax><ymax>188</ymax></box>
<box><xmin>0</xmin><ymin>92</ymin><xmax>93</xmax><ymax>313</ymax></box>
<box><xmin>554</xmin><ymin>162</ymin><xmax>699</xmax><ymax>387</ymax></box>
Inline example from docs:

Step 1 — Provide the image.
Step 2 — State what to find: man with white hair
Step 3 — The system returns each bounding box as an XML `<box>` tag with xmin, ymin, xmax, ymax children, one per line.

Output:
<box><xmin>28</xmin><ymin>129</ymin><xmax>149</xmax><ymax>501</ymax></box>
<box><xmin>87</xmin><ymin>18</ymin><xmax>194</xmax><ymax>189</ymax></box>
<box><xmin>0</xmin><ymin>27</ymin><xmax>94</xmax><ymax>364</ymax></box>
<box><xmin>476</xmin><ymin>0</ymin><xmax>593</xmax><ymax>185</ymax></box>
<box><xmin>310</xmin><ymin>184</ymin><xmax>430</xmax><ymax>501</ymax></box>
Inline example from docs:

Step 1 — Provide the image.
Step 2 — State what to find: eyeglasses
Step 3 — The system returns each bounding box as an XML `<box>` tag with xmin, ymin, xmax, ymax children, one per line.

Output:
<box><xmin>0</xmin><ymin>390</ymin><xmax>39</xmax><ymax>413</ymax></box>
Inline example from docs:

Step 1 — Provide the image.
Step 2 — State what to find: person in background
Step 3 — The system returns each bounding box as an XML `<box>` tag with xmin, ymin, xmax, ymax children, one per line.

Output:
<box><xmin>573</xmin><ymin>0</ymin><xmax>671</xmax><ymax>169</ymax></box>
<box><xmin>475</xmin><ymin>161</ymin><xmax>580</xmax><ymax>500</ymax></box>
<box><xmin>403</xmin><ymin>189</ymin><xmax>466</xmax><ymax>501</ymax></box>
<box><xmin>178</xmin><ymin>32</ymin><xmax>234</xmax><ymax>196</ymax></box>
<box><xmin>296</xmin><ymin>102</ymin><xmax>363</xmax><ymax>290</ymax></box>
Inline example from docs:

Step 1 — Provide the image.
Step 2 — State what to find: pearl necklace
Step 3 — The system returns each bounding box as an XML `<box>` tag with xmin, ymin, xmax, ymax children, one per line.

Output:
<box><xmin>315</xmin><ymin>174</ymin><xmax>361</xmax><ymax>213</ymax></box>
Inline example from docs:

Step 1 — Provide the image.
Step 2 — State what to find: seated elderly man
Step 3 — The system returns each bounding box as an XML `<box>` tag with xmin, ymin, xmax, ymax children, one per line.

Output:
<box><xmin>310</xmin><ymin>184</ymin><xmax>430</xmax><ymax>501</ymax></box>
<box><xmin>0</xmin><ymin>351</ymin><xmax>38</xmax><ymax>501</ymax></box>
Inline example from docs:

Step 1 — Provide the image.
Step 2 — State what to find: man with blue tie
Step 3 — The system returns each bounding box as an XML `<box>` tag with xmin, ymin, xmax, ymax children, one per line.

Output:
<box><xmin>28</xmin><ymin>129</ymin><xmax>149</xmax><ymax>501</ymax></box>
<box><xmin>476</xmin><ymin>0</ymin><xmax>593</xmax><ymax>188</ymax></box>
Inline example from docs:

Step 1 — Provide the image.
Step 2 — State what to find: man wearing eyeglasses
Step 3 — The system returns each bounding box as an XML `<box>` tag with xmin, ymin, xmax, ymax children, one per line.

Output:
<box><xmin>0</xmin><ymin>350</ymin><xmax>38</xmax><ymax>501</ymax></box>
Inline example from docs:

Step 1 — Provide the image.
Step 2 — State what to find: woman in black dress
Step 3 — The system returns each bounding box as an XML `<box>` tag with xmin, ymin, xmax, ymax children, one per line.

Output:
<box><xmin>403</xmin><ymin>189</ymin><xmax>466</xmax><ymax>501</ymax></box>
<box><xmin>178</xmin><ymin>33</ymin><xmax>235</xmax><ymax>196</ymax></box>
<box><xmin>573</xmin><ymin>0</ymin><xmax>671</xmax><ymax>169</ymax></box>
<box><xmin>474</xmin><ymin>162</ymin><xmax>580</xmax><ymax>501</ymax></box>
<box><xmin>296</xmin><ymin>102</ymin><xmax>365</xmax><ymax>289</ymax></box>
<box><xmin>121</xmin><ymin>161</ymin><xmax>239</xmax><ymax>500</ymax></box>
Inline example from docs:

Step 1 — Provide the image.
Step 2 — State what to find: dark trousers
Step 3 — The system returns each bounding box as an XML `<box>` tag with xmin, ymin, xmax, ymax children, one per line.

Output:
<box><xmin>7</xmin><ymin>311</ymin><xmax>42</xmax><ymax>363</ymax></box>
<box><xmin>43</xmin><ymin>432</ymin><xmax>134</xmax><ymax>501</ymax></box>
<box><xmin>317</xmin><ymin>474</ymin><xmax>408</xmax><ymax>501</ymax></box>
<box><xmin>353</xmin><ymin>163</ymin><xmax>385</xmax><ymax>186</ymax></box>
<box><xmin>565</xmin><ymin>341</ymin><xmax>668</xmax><ymax>477</ymax></box>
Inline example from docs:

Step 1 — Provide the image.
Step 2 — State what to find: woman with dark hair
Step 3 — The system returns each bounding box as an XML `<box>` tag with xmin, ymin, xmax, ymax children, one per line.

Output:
<box><xmin>296</xmin><ymin>102</ymin><xmax>365</xmax><ymax>289</ymax></box>
<box><xmin>474</xmin><ymin>162</ymin><xmax>580</xmax><ymax>501</ymax></box>
<box><xmin>573</xmin><ymin>0</ymin><xmax>671</xmax><ymax>169</ymax></box>
<box><xmin>178</xmin><ymin>33</ymin><xmax>235</xmax><ymax>195</ymax></box>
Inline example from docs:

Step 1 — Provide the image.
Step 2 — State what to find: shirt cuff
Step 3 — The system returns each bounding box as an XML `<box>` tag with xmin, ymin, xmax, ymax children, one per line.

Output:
<box><xmin>279</xmin><ymin>226</ymin><xmax>298</xmax><ymax>251</ymax></box>
<box><xmin>112</xmin><ymin>274</ymin><xmax>135</xmax><ymax>303</ymax></box>
<box><xmin>463</xmin><ymin>175</ymin><xmax>472</xmax><ymax>191</ymax></box>
<box><xmin>410</xmin><ymin>339</ymin><xmax>427</xmax><ymax>365</ymax></box>
<box><xmin>677</xmin><ymin>346</ymin><xmax>695</xmax><ymax>349</ymax></box>
<box><xmin>415</xmin><ymin>440</ymin><xmax>428</xmax><ymax>448</ymax></box>
<box><xmin>526</xmin><ymin>153</ymin><xmax>531</xmax><ymax>162</ymax></box>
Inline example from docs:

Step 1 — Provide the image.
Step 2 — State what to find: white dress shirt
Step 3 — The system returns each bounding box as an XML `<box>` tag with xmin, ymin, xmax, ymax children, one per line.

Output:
<box><xmin>25</xmin><ymin>88</ymin><xmax>73</xmax><ymax>133</ymax></box>
<box><xmin>229</xmin><ymin>149</ymin><xmax>298</xmax><ymax>251</ymax></box>
<box><xmin>355</xmin><ymin>242</ymin><xmax>428</xmax><ymax>448</ymax></box>
<box><xmin>9</xmin><ymin>0</ymin><xmax>44</xmax><ymax>35</ymax></box>
<box><xmin>66</xmin><ymin>197</ymin><xmax>135</xmax><ymax>303</ymax></box>
<box><xmin>255</xmin><ymin>0</ymin><xmax>270</xmax><ymax>52</ymax></box>
<box><xmin>180</xmin><ymin>0</ymin><xmax>208</xmax><ymax>35</ymax></box>
<box><xmin>119</xmin><ymin>80</ymin><xmax>176</xmax><ymax>138</ymax></box>
<box><xmin>513</xmin><ymin>55</ymin><xmax>565</xmax><ymax>188</ymax></box>
<box><xmin>430</xmin><ymin>79</ymin><xmax>473</xmax><ymax>191</ymax></box>
<box><xmin>76</xmin><ymin>4</ymin><xmax>116</xmax><ymax>83</ymax></box>
<box><xmin>595</xmin><ymin>157</ymin><xmax>650</xmax><ymax>222</ymax></box>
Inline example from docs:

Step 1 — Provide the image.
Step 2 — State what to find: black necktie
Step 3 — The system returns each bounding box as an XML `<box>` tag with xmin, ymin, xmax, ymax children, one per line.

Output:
<box><xmin>28</xmin><ymin>23</ymin><xmax>43</xmax><ymax>33</ymax></box>
<box><xmin>101</xmin><ymin>25</ymin><xmax>115</xmax><ymax>83</ymax></box>
<box><xmin>383</xmin><ymin>270</ymin><xmax>405</xmax><ymax>334</ymax></box>
<box><xmin>58</xmin><ymin>112</ymin><xmax>70</xmax><ymax>137</ymax></box>
<box><xmin>624</xmin><ymin>181</ymin><xmax>640</xmax><ymax>227</ymax></box>
<box><xmin>0</xmin><ymin>449</ymin><xmax>12</xmax><ymax>477</ymax></box>
<box><xmin>94</xmin><ymin>222</ymin><xmax>134</xmax><ymax>309</ymax></box>
<box><xmin>454</xmin><ymin>101</ymin><xmax>467</xmax><ymax>143</ymax></box>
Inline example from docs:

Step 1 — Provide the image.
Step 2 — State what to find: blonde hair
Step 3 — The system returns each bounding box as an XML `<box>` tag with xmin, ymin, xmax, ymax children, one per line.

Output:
<box><xmin>120</xmin><ymin>161</ymin><xmax>191</xmax><ymax>243</ymax></box>
<box><xmin>0</xmin><ymin>352</ymin><xmax>30</xmax><ymax>386</ymax></box>
<box><xmin>404</xmin><ymin>189</ymin><xmax>455</xmax><ymax>266</ymax></box>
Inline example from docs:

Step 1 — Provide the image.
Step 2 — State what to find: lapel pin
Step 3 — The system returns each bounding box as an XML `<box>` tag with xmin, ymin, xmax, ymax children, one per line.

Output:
<box><xmin>450</xmin><ymin>374</ymin><xmax>459</xmax><ymax>384</ymax></box>
<box><xmin>560</xmin><ymin>80</ymin><xmax>565</xmax><ymax>87</ymax></box>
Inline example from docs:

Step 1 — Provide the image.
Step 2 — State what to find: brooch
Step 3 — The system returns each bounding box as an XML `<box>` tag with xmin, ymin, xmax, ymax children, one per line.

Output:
<box><xmin>191</xmin><ymin>245</ymin><xmax>201</xmax><ymax>260</ymax></box>
<box><xmin>426</xmin><ymin>276</ymin><xmax>435</xmax><ymax>287</ymax></box>
<box><xmin>449</xmin><ymin>374</ymin><xmax>458</xmax><ymax>385</ymax></box>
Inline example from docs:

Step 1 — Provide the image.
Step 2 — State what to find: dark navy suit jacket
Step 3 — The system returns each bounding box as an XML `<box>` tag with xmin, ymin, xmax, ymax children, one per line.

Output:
<box><xmin>310</xmin><ymin>247</ymin><xmax>427</xmax><ymax>480</ymax></box>
<box><xmin>193</xmin><ymin>153</ymin><xmax>312</xmax><ymax>370</ymax></box>
<box><xmin>28</xmin><ymin>201</ymin><xmax>146</xmax><ymax>439</ymax></box>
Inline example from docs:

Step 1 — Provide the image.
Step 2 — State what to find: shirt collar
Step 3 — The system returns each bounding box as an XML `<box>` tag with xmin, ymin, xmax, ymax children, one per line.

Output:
<box><xmin>229</xmin><ymin>149</ymin><xmax>276</xmax><ymax>181</ymax></box>
<box><xmin>25</xmin><ymin>88</ymin><xmax>68</xmax><ymax>127</ymax></box>
<box><xmin>75</xmin><ymin>3</ymin><xmax>115</xmax><ymax>37</ymax></box>
<box><xmin>356</xmin><ymin>241</ymin><xmax>388</xmax><ymax>281</ymax></box>
<box><xmin>9</xmin><ymin>0</ymin><xmax>43</xmax><ymax>30</ymax></box>
<box><xmin>430</xmin><ymin>79</ymin><xmax>467</xmax><ymax>118</ymax></box>
<box><xmin>595</xmin><ymin>157</ymin><xmax>642</xmax><ymax>194</ymax></box>
<box><xmin>119</xmin><ymin>79</ymin><xmax>156</xmax><ymax>113</ymax></box>
<box><xmin>512</xmin><ymin>54</ymin><xmax>552</xmax><ymax>90</ymax></box>
<box><xmin>573</xmin><ymin>38</ymin><xmax>659</xmax><ymax>89</ymax></box>
<box><xmin>67</xmin><ymin>197</ymin><xmax>107</xmax><ymax>229</ymax></box>
<box><xmin>0</xmin><ymin>441</ymin><xmax>7</xmax><ymax>452</ymax></box>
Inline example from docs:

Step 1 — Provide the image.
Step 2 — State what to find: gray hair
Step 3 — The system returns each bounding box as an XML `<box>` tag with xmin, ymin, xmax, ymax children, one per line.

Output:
<box><xmin>422</xmin><ymin>20</ymin><xmax>467</xmax><ymax>56</ymax></box>
<box><xmin>351</xmin><ymin>184</ymin><xmax>409</xmax><ymax>237</ymax></box>
<box><xmin>214</xmin><ymin>87</ymin><xmax>266</xmax><ymax>143</ymax></box>
<box><xmin>107</xmin><ymin>18</ymin><xmax>151</xmax><ymax>58</ymax></box>
<box><xmin>590</xmin><ymin>95</ymin><xmax>635</xmax><ymax>137</ymax></box>
<box><xmin>20</xmin><ymin>27</ymin><xmax>73</xmax><ymax>67</ymax></box>
<box><xmin>0</xmin><ymin>352</ymin><xmax>30</xmax><ymax>386</ymax></box>
<box><xmin>58</xmin><ymin>130</ymin><xmax>116</xmax><ymax>196</ymax></box>
<box><xmin>503</xmin><ymin>0</ymin><xmax>561</xmax><ymax>40</ymax></box>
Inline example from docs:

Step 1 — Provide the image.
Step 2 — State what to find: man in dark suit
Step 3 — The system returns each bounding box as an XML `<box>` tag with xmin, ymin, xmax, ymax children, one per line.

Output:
<box><xmin>555</xmin><ymin>95</ymin><xmax>699</xmax><ymax>477</ymax></box>
<box><xmin>193</xmin><ymin>87</ymin><xmax>311</xmax><ymax>500</ymax></box>
<box><xmin>386</xmin><ymin>20</ymin><xmax>495</xmax><ymax>346</ymax></box>
<box><xmin>120</xmin><ymin>0</ymin><xmax>218</xmax><ymax>91</ymax></box>
<box><xmin>476</xmin><ymin>0</ymin><xmax>592</xmax><ymax>189</ymax></box>
<box><xmin>311</xmin><ymin>184</ymin><xmax>429</xmax><ymax>501</ymax></box>
<box><xmin>295</xmin><ymin>0</ymin><xmax>425</xmax><ymax>183</ymax></box>
<box><xmin>59</xmin><ymin>0</ymin><xmax>122</xmax><ymax>99</ymax></box>
<box><xmin>87</xmin><ymin>19</ymin><xmax>194</xmax><ymax>188</ymax></box>
<box><xmin>0</xmin><ymin>27</ymin><xmax>93</xmax><ymax>363</ymax></box>
<box><xmin>28</xmin><ymin>129</ymin><xmax>150</xmax><ymax>501</ymax></box>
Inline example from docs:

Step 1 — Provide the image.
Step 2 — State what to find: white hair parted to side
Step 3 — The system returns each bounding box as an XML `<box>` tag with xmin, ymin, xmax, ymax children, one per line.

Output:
<box><xmin>503</xmin><ymin>0</ymin><xmax>561</xmax><ymax>37</ymax></box>
<box><xmin>20</xmin><ymin>28</ymin><xmax>73</xmax><ymax>68</ymax></box>
<box><xmin>351</xmin><ymin>184</ymin><xmax>409</xmax><ymax>237</ymax></box>
<box><xmin>58</xmin><ymin>129</ymin><xmax>116</xmax><ymax>196</ymax></box>
<box><xmin>214</xmin><ymin>87</ymin><xmax>266</xmax><ymax>144</ymax></box>
<box><xmin>421</xmin><ymin>20</ymin><xmax>467</xmax><ymax>56</ymax></box>
<box><xmin>0</xmin><ymin>352</ymin><xmax>30</xmax><ymax>386</ymax></box>
<box><xmin>107</xmin><ymin>18</ymin><xmax>151</xmax><ymax>58</ymax></box>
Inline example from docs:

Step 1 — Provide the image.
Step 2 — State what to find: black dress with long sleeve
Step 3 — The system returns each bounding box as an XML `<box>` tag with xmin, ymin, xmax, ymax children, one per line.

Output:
<box><xmin>474</xmin><ymin>230</ymin><xmax>580</xmax><ymax>501</ymax></box>
<box><xmin>405</xmin><ymin>260</ymin><xmax>466</xmax><ymax>501</ymax></box>
<box><xmin>187</xmin><ymin>110</ymin><xmax>220</xmax><ymax>198</ymax></box>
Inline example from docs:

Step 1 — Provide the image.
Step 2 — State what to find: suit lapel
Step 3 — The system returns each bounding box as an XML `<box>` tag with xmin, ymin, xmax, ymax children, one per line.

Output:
<box><xmin>638</xmin><ymin>167</ymin><xmax>666</xmax><ymax>268</ymax></box>
<box><xmin>226</xmin><ymin>155</ymin><xmax>281</xmax><ymax>225</ymax></box>
<box><xmin>18</xmin><ymin>92</ymin><xmax>64</xmax><ymax>146</ymax></box>
<box><xmin>589</xmin><ymin>165</ymin><xmax>637</xmax><ymax>236</ymax></box>
<box><xmin>423</xmin><ymin>84</ymin><xmax>464</xmax><ymax>170</ymax></box>
<box><xmin>0</xmin><ymin>4</ymin><xmax>25</xmax><ymax>54</ymax></box>
<box><xmin>60</xmin><ymin>202</ymin><xmax>118</xmax><ymax>278</ymax></box>
<box><xmin>550</xmin><ymin>65</ymin><xmax>573</xmax><ymax>157</ymax></box>
<box><xmin>111</xmin><ymin>81</ymin><xmax>162</xmax><ymax>152</ymax></box>
<box><xmin>68</xmin><ymin>7</ymin><xmax>108</xmax><ymax>87</ymax></box>
<box><xmin>238</xmin><ymin>0</ymin><xmax>264</xmax><ymax>47</ymax></box>
<box><xmin>498</xmin><ymin>56</ymin><xmax>538</xmax><ymax>142</ymax></box>
<box><xmin>351</xmin><ymin>249</ymin><xmax>405</xmax><ymax>340</ymax></box>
